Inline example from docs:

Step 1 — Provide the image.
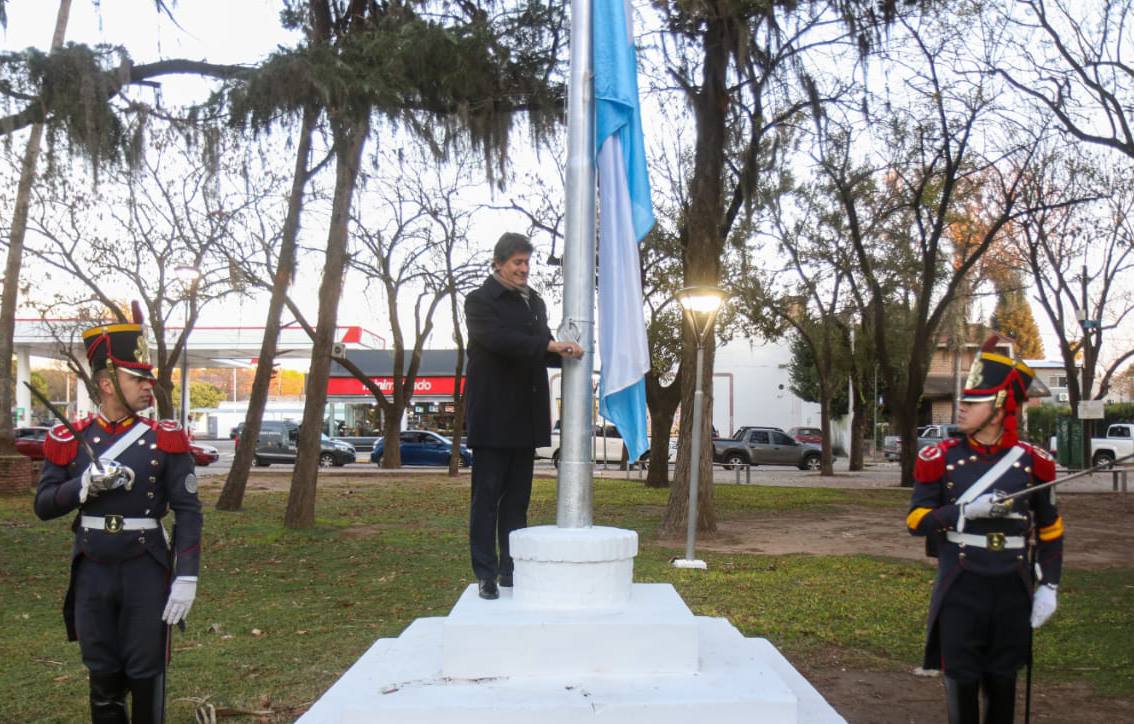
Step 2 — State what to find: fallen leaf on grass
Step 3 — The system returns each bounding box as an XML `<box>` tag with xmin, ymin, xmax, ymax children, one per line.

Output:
<box><xmin>251</xmin><ymin>628</ymin><xmax>266</xmax><ymax>637</ymax></box>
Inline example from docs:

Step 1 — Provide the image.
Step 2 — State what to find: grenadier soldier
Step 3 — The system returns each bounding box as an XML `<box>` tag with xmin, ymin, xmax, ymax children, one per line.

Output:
<box><xmin>906</xmin><ymin>336</ymin><xmax>1064</xmax><ymax>724</ymax></box>
<box><xmin>33</xmin><ymin>310</ymin><xmax>202</xmax><ymax>724</ymax></box>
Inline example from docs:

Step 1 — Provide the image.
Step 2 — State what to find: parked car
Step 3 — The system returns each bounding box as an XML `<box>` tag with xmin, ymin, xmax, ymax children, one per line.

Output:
<box><xmin>189</xmin><ymin>442</ymin><xmax>220</xmax><ymax>467</ymax></box>
<box><xmin>712</xmin><ymin>426</ymin><xmax>821</xmax><ymax>470</ymax></box>
<box><xmin>370</xmin><ymin>430</ymin><xmax>472</xmax><ymax>467</ymax></box>
<box><xmin>731</xmin><ymin>425</ymin><xmax>783</xmax><ymax>440</ymax></box>
<box><xmin>14</xmin><ymin>426</ymin><xmax>49</xmax><ymax>461</ymax></box>
<box><xmin>537</xmin><ymin>423</ymin><xmax>627</xmax><ymax>467</ymax></box>
<box><xmin>252</xmin><ymin>420</ymin><xmax>356</xmax><ymax>467</ymax></box>
<box><xmin>1090</xmin><ymin>423</ymin><xmax>1134</xmax><ymax>468</ymax></box>
<box><xmin>884</xmin><ymin>424</ymin><xmax>962</xmax><ymax>462</ymax></box>
<box><xmin>787</xmin><ymin>426</ymin><xmax>823</xmax><ymax>445</ymax></box>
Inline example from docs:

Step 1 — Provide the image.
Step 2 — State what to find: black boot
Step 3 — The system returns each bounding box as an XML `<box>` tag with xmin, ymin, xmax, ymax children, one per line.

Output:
<box><xmin>127</xmin><ymin>675</ymin><xmax>165</xmax><ymax>724</ymax></box>
<box><xmin>981</xmin><ymin>673</ymin><xmax>1016</xmax><ymax>724</ymax></box>
<box><xmin>89</xmin><ymin>671</ymin><xmax>129</xmax><ymax>724</ymax></box>
<box><xmin>945</xmin><ymin>677</ymin><xmax>981</xmax><ymax>724</ymax></box>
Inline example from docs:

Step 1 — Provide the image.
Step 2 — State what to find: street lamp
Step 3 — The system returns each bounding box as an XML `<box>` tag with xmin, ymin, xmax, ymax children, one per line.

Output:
<box><xmin>173</xmin><ymin>265</ymin><xmax>201</xmax><ymax>429</ymax></box>
<box><xmin>672</xmin><ymin>285</ymin><xmax>727</xmax><ymax>570</ymax></box>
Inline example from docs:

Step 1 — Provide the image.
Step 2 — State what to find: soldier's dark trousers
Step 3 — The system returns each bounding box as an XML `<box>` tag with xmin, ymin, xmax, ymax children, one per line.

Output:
<box><xmin>89</xmin><ymin>671</ymin><xmax>128</xmax><ymax>724</ymax></box>
<box><xmin>75</xmin><ymin>555</ymin><xmax>167</xmax><ymax>677</ymax></box>
<box><xmin>939</xmin><ymin>571</ymin><xmax>1030</xmax><ymax>677</ymax></box>
<box><xmin>469</xmin><ymin>447</ymin><xmax>534</xmax><ymax>582</ymax></box>
<box><xmin>128</xmin><ymin>674</ymin><xmax>165</xmax><ymax>724</ymax></box>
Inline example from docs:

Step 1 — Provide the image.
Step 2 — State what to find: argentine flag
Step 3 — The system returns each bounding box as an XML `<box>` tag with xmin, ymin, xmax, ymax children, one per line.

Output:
<box><xmin>594</xmin><ymin>0</ymin><xmax>654</xmax><ymax>462</ymax></box>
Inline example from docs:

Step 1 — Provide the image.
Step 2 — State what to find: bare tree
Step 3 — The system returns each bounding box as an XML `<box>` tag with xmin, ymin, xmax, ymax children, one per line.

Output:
<box><xmin>993</xmin><ymin>0</ymin><xmax>1134</xmax><ymax>161</ymax></box>
<box><xmin>342</xmin><ymin>150</ymin><xmax>469</xmax><ymax>468</ymax></box>
<box><xmin>216</xmin><ymin>105</ymin><xmax>323</xmax><ymax>512</ymax></box>
<box><xmin>819</xmin><ymin>15</ymin><xmax>1036</xmax><ymax>484</ymax></box>
<box><xmin>1012</xmin><ymin>148</ymin><xmax>1134</xmax><ymax>463</ymax></box>
<box><xmin>0</xmin><ymin>0</ymin><xmax>70</xmax><ymax>464</ymax></box>
<box><xmin>24</xmin><ymin>125</ymin><xmax>259</xmax><ymax>417</ymax></box>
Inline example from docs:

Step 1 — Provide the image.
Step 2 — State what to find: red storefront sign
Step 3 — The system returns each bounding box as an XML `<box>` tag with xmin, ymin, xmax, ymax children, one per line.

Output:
<box><xmin>326</xmin><ymin>375</ymin><xmax>464</xmax><ymax>397</ymax></box>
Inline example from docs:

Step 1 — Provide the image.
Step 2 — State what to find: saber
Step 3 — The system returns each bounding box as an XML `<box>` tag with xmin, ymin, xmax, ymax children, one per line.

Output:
<box><xmin>996</xmin><ymin>451</ymin><xmax>1134</xmax><ymax>503</ymax></box>
<box><xmin>22</xmin><ymin>381</ymin><xmax>104</xmax><ymax>474</ymax></box>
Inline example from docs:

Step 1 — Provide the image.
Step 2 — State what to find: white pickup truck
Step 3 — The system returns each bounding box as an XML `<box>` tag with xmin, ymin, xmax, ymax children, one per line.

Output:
<box><xmin>1091</xmin><ymin>423</ymin><xmax>1134</xmax><ymax>467</ymax></box>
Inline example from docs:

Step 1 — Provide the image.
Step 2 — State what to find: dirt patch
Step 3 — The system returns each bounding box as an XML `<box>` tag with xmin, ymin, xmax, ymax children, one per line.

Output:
<box><xmin>703</xmin><ymin>492</ymin><xmax>1134</xmax><ymax>569</ymax></box>
<box><xmin>797</xmin><ymin>649</ymin><xmax>1134</xmax><ymax>723</ymax></box>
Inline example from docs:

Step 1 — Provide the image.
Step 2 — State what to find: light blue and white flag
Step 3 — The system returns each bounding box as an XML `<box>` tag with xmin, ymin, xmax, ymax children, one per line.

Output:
<box><xmin>594</xmin><ymin>0</ymin><xmax>654</xmax><ymax>462</ymax></box>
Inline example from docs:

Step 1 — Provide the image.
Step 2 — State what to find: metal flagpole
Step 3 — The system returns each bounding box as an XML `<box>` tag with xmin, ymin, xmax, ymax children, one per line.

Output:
<box><xmin>557</xmin><ymin>0</ymin><xmax>596</xmax><ymax>529</ymax></box>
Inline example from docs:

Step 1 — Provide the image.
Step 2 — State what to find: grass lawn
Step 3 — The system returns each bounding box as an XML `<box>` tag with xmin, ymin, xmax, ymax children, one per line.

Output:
<box><xmin>1</xmin><ymin>475</ymin><xmax>1130</xmax><ymax>722</ymax></box>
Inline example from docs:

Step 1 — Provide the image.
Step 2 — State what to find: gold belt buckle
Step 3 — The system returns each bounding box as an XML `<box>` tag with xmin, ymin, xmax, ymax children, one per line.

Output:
<box><xmin>986</xmin><ymin>532</ymin><xmax>1006</xmax><ymax>551</ymax></box>
<box><xmin>104</xmin><ymin>515</ymin><xmax>124</xmax><ymax>534</ymax></box>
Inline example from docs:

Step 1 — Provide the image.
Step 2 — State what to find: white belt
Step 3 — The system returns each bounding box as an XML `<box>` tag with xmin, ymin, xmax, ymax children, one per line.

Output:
<box><xmin>946</xmin><ymin>531</ymin><xmax>1026</xmax><ymax>551</ymax></box>
<box><xmin>80</xmin><ymin>515</ymin><xmax>160</xmax><ymax>533</ymax></box>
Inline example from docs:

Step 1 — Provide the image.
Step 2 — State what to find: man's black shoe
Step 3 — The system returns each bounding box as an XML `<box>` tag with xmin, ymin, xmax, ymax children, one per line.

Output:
<box><xmin>478</xmin><ymin>579</ymin><xmax>499</xmax><ymax>599</ymax></box>
<box><xmin>498</xmin><ymin>574</ymin><xmax>513</xmax><ymax>588</ymax></box>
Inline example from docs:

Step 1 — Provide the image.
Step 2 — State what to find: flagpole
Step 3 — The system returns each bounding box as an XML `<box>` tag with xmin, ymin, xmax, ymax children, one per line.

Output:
<box><xmin>557</xmin><ymin>0</ymin><xmax>596</xmax><ymax>529</ymax></box>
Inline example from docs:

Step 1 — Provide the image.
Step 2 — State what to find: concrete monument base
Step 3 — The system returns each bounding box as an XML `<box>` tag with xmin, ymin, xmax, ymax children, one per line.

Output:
<box><xmin>298</xmin><ymin>526</ymin><xmax>844</xmax><ymax>723</ymax></box>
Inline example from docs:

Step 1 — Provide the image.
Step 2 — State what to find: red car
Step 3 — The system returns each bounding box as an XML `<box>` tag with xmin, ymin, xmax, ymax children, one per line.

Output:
<box><xmin>14</xmin><ymin>426</ymin><xmax>49</xmax><ymax>461</ymax></box>
<box><xmin>189</xmin><ymin>442</ymin><xmax>220</xmax><ymax>466</ymax></box>
<box><xmin>787</xmin><ymin>426</ymin><xmax>823</xmax><ymax>446</ymax></box>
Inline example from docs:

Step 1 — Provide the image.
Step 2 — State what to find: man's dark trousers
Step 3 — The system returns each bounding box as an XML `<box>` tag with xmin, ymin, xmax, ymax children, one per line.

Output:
<box><xmin>470</xmin><ymin>447</ymin><xmax>535</xmax><ymax>581</ymax></box>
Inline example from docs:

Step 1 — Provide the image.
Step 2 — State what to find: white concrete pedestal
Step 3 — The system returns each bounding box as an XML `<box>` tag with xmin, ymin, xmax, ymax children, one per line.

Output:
<box><xmin>298</xmin><ymin>526</ymin><xmax>845</xmax><ymax>723</ymax></box>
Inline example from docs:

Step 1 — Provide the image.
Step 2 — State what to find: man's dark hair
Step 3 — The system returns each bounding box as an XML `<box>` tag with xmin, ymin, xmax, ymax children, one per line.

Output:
<box><xmin>90</xmin><ymin>369</ymin><xmax>110</xmax><ymax>403</ymax></box>
<box><xmin>493</xmin><ymin>232</ymin><xmax>534</xmax><ymax>266</ymax></box>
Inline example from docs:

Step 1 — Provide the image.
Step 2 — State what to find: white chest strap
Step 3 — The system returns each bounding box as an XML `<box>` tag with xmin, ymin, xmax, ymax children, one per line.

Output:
<box><xmin>955</xmin><ymin>445</ymin><xmax>1026</xmax><ymax>533</ymax></box>
<box><xmin>95</xmin><ymin>420</ymin><xmax>151</xmax><ymax>464</ymax></box>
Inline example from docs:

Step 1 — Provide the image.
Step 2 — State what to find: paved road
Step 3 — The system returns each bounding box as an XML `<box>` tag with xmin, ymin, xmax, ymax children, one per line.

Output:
<box><xmin>192</xmin><ymin>438</ymin><xmax>1129</xmax><ymax>494</ymax></box>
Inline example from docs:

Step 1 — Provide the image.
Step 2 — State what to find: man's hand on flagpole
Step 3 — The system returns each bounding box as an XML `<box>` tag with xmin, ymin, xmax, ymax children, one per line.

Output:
<box><xmin>549</xmin><ymin>340</ymin><xmax>584</xmax><ymax>359</ymax></box>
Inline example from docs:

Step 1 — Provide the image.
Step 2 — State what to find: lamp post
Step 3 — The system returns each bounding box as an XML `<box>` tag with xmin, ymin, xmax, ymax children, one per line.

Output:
<box><xmin>672</xmin><ymin>286</ymin><xmax>727</xmax><ymax>570</ymax></box>
<box><xmin>173</xmin><ymin>265</ymin><xmax>201</xmax><ymax>430</ymax></box>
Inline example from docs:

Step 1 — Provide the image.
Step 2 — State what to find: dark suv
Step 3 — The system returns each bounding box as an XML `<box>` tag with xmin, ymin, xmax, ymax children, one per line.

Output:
<box><xmin>712</xmin><ymin>426</ymin><xmax>822</xmax><ymax>470</ymax></box>
<box><xmin>252</xmin><ymin>420</ymin><xmax>356</xmax><ymax>467</ymax></box>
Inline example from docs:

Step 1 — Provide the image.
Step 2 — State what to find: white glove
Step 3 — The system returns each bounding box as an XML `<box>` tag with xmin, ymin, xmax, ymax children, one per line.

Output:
<box><xmin>80</xmin><ymin>460</ymin><xmax>134</xmax><ymax>497</ymax></box>
<box><xmin>961</xmin><ymin>494</ymin><xmax>997</xmax><ymax>522</ymax></box>
<box><xmin>1031</xmin><ymin>584</ymin><xmax>1058</xmax><ymax>629</ymax></box>
<box><xmin>162</xmin><ymin>576</ymin><xmax>198</xmax><ymax>625</ymax></box>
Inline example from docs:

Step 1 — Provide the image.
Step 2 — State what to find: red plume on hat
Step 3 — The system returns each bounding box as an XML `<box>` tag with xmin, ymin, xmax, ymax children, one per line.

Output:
<box><xmin>131</xmin><ymin>300</ymin><xmax>145</xmax><ymax>325</ymax></box>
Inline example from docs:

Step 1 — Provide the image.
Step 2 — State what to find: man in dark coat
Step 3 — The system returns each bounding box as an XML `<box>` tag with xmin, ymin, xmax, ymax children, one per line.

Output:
<box><xmin>34</xmin><ymin>315</ymin><xmax>202</xmax><ymax>724</ymax></box>
<box><xmin>464</xmin><ymin>232</ymin><xmax>582</xmax><ymax>599</ymax></box>
<box><xmin>906</xmin><ymin>336</ymin><xmax>1063</xmax><ymax>724</ymax></box>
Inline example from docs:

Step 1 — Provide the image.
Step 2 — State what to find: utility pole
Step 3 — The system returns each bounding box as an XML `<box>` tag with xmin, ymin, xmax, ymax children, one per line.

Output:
<box><xmin>1078</xmin><ymin>265</ymin><xmax>1092</xmax><ymax>469</ymax></box>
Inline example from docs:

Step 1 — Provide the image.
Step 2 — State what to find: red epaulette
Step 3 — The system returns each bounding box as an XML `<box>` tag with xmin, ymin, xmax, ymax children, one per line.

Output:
<box><xmin>1019</xmin><ymin>441</ymin><xmax>1057</xmax><ymax>483</ymax></box>
<box><xmin>43</xmin><ymin>418</ymin><xmax>93</xmax><ymax>466</ymax></box>
<box><xmin>913</xmin><ymin>438</ymin><xmax>960</xmax><ymax>484</ymax></box>
<box><xmin>148</xmin><ymin>418</ymin><xmax>191</xmax><ymax>453</ymax></box>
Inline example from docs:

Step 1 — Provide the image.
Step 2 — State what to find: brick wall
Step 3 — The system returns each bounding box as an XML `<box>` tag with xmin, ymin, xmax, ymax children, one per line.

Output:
<box><xmin>0</xmin><ymin>455</ymin><xmax>37</xmax><ymax>495</ymax></box>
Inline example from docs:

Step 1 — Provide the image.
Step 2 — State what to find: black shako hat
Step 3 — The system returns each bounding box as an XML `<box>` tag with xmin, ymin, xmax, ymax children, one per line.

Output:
<box><xmin>81</xmin><ymin>301</ymin><xmax>155</xmax><ymax>380</ymax></box>
<box><xmin>960</xmin><ymin>335</ymin><xmax>1035</xmax><ymax>408</ymax></box>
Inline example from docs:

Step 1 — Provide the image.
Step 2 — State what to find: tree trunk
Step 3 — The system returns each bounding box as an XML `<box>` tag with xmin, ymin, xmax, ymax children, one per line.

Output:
<box><xmin>284</xmin><ymin>115</ymin><xmax>369</xmax><ymax>529</ymax></box>
<box><xmin>0</xmin><ymin>0</ymin><xmax>71</xmax><ymax>456</ymax></box>
<box><xmin>819</xmin><ymin>391</ymin><xmax>834</xmax><ymax>476</ymax></box>
<box><xmin>380</xmin><ymin>406</ymin><xmax>403</xmax><ymax>468</ymax></box>
<box><xmin>644</xmin><ymin>370</ymin><xmax>680</xmax><ymax>488</ymax></box>
<box><xmin>659</xmin><ymin>10</ymin><xmax>729</xmax><ymax>537</ymax></box>
<box><xmin>217</xmin><ymin>104</ymin><xmax>318</xmax><ymax>511</ymax></box>
<box><xmin>448</xmin><ymin>341</ymin><xmax>466</xmax><ymax>477</ymax></box>
<box><xmin>849</xmin><ymin>374</ymin><xmax>866</xmax><ymax>471</ymax></box>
